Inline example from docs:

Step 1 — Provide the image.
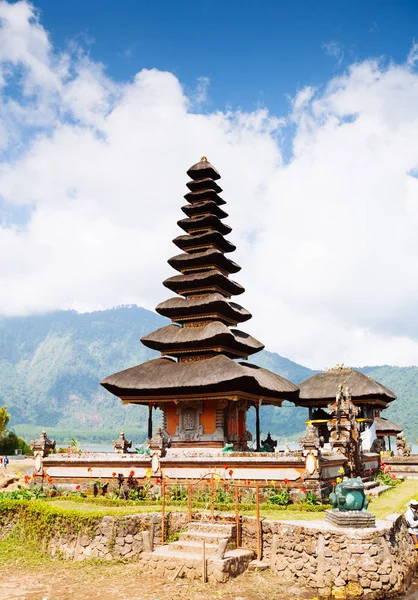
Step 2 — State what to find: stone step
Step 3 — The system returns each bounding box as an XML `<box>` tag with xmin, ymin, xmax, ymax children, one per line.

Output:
<box><xmin>139</xmin><ymin>547</ymin><xmax>254</xmax><ymax>583</ymax></box>
<box><xmin>367</xmin><ymin>484</ymin><xmax>392</xmax><ymax>497</ymax></box>
<box><xmin>363</xmin><ymin>480</ymin><xmax>379</xmax><ymax>490</ymax></box>
<box><xmin>179</xmin><ymin>531</ymin><xmax>234</xmax><ymax>546</ymax></box>
<box><xmin>187</xmin><ymin>522</ymin><xmax>237</xmax><ymax>537</ymax></box>
<box><xmin>168</xmin><ymin>540</ymin><xmax>222</xmax><ymax>556</ymax></box>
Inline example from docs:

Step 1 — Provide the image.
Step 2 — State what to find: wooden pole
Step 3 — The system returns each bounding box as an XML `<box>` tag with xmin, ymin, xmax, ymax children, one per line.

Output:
<box><xmin>211</xmin><ymin>474</ymin><xmax>215</xmax><ymax>522</ymax></box>
<box><xmin>188</xmin><ymin>481</ymin><xmax>192</xmax><ymax>523</ymax></box>
<box><xmin>256</xmin><ymin>484</ymin><xmax>261</xmax><ymax>561</ymax></box>
<box><xmin>235</xmin><ymin>483</ymin><xmax>240</xmax><ymax>548</ymax></box>
<box><xmin>147</xmin><ymin>405</ymin><xmax>153</xmax><ymax>440</ymax></box>
<box><xmin>161</xmin><ymin>479</ymin><xmax>165</xmax><ymax>546</ymax></box>
<box><xmin>202</xmin><ymin>540</ymin><xmax>206</xmax><ymax>583</ymax></box>
<box><xmin>255</xmin><ymin>404</ymin><xmax>261</xmax><ymax>451</ymax></box>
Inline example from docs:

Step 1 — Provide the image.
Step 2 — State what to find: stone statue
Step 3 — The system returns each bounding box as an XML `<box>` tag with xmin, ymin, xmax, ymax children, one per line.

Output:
<box><xmin>329</xmin><ymin>476</ymin><xmax>369</xmax><ymax>512</ymax></box>
<box><xmin>396</xmin><ymin>432</ymin><xmax>411</xmax><ymax>457</ymax></box>
<box><xmin>327</xmin><ymin>384</ymin><xmax>362</xmax><ymax>476</ymax></box>
<box><xmin>261</xmin><ymin>432</ymin><xmax>277</xmax><ymax>452</ymax></box>
<box><xmin>112</xmin><ymin>431</ymin><xmax>132</xmax><ymax>453</ymax></box>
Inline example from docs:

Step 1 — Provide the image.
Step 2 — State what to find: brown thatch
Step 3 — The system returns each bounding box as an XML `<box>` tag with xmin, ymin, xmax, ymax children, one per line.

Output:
<box><xmin>186</xmin><ymin>159</ymin><xmax>220</xmax><ymax>181</ymax></box>
<box><xmin>184</xmin><ymin>189</ymin><xmax>225</xmax><ymax>205</ymax></box>
<box><xmin>181</xmin><ymin>200</ymin><xmax>228</xmax><ymax>220</ymax></box>
<box><xmin>141</xmin><ymin>322</ymin><xmax>263</xmax><ymax>357</ymax></box>
<box><xmin>374</xmin><ymin>416</ymin><xmax>403</xmax><ymax>435</ymax></box>
<box><xmin>101</xmin><ymin>354</ymin><xmax>299</xmax><ymax>403</ymax></box>
<box><xmin>177</xmin><ymin>215</ymin><xmax>232</xmax><ymax>236</ymax></box>
<box><xmin>163</xmin><ymin>270</ymin><xmax>244</xmax><ymax>296</ymax></box>
<box><xmin>186</xmin><ymin>178</ymin><xmax>222</xmax><ymax>193</ymax></box>
<box><xmin>298</xmin><ymin>367</ymin><xmax>396</xmax><ymax>405</ymax></box>
<box><xmin>173</xmin><ymin>231</ymin><xmax>236</xmax><ymax>253</ymax></box>
<box><xmin>156</xmin><ymin>293</ymin><xmax>251</xmax><ymax>324</ymax></box>
<box><xmin>167</xmin><ymin>249</ymin><xmax>241</xmax><ymax>275</ymax></box>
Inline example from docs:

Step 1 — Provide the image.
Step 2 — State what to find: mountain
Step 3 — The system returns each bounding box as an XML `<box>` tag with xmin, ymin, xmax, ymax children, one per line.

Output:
<box><xmin>0</xmin><ymin>306</ymin><xmax>416</xmax><ymax>444</ymax></box>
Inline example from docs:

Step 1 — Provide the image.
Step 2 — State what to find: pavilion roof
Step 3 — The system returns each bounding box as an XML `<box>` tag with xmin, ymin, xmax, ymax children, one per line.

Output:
<box><xmin>298</xmin><ymin>366</ymin><xmax>396</xmax><ymax>404</ymax></box>
<box><xmin>156</xmin><ymin>293</ymin><xmax>251</xmax><ymax>325</ymax></box>
<box><xmin>101</xmin><ymin>355</ymin><xmax>298</xmax><ymax>403</ymax></box>
<box><xmin>374</xmin><ymin>416</ymin><xmax>403</xmax><ymax>434</ymax></box>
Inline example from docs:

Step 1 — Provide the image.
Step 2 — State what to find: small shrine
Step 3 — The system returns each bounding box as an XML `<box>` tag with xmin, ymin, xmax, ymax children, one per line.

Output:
<box><xmin>30</xmin><ymin>430</ymin><xmax>56</xmax><ymax>457</ymax></box>
<box><xmin>297</xmin><ymin>365</ymin><xmax>397</xmax><ymax>445</ymax></box>
<box><xmin>101</xmin><ymin>158</ymin><xmax>298</xmax><ymax>450</ymax></box>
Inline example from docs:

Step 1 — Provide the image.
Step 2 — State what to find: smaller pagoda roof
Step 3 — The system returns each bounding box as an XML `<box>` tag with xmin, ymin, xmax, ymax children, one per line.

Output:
<box><xmin>187</xmin><ymin>158</ymin><xmax>221</xmax><ymax>181</ymax></box>
<box><xmin>163</xmin><ymin>270</ymin><xmax>244</xmax><ymax>296</ymax></box>
<box><xmin>184</xmin><ymin>189</ymin><xmax>226</xmax><ymax>205</ymax></box>
<box><xmin>298</xmin><ymin>366</ymin><xmax>396</xmax><ymax>404</ymax></box>
<box><xmin>141</xmin><ymin>322</ymin><xmax>263</xmax><ymax>358</ymax></box>
<box><xmin>156</xmin><ymin>293</ymin><xmax>251</xmax><ymax>324</ymax></box>
<box><xmin>167</xmin><ymin>249</ymin><xmax>241</xmax><ymax>275</ymax></box>
<box><xmin>374</xmin><ymin>416</ymin><xmax>403</xmax><ymax>435</ymax></box>
<box><xmin>173</xmin><ymin>231</ymin><xmax>236</xmax><ymax>253</ymax></box>
<box><xmin>101</xmin><ymin>354</ymin><xmax>299</xmax><ymax>403</ymax></box>
<box><xmin>177</xmin><ymin>215</ymin><xmax>232</xmax><ymax>236</ymax></box>
<box><xmin>181</xmin><ymin>200</ymin><xmax>228</xmax><ymax>220</ymax></box>
<box><xmin>186</xmin><ymin>178</ymin><xmax>222</xmax><ymax>193</ymax></box>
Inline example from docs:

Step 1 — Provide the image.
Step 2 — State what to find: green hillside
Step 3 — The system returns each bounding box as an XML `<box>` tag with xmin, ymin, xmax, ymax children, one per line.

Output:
<box><xmin>0</xmin><ymin>306</ymin><xmax>416</xmax><ymax>445</ymax></box>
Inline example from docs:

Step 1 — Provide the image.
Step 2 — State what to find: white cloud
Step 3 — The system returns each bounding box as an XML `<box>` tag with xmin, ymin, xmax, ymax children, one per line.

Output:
<box><xmin>0</xmin><ymin>1</ymin><xmax>418</xmax><ymax>369</ymax></box>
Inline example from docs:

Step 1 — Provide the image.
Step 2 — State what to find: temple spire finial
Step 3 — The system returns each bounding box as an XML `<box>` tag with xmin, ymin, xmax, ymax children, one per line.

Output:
<box><xmin>200</xmin><ymin>156</ymin><xmax>208</xmax><ymax>162</ymax></box>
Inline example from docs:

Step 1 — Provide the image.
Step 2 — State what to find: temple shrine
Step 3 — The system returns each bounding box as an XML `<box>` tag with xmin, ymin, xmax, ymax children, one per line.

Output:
<box><xmin>101</xmin><ymin>158</ymin><xmax>299</xmax><ymax>450</ymax></box>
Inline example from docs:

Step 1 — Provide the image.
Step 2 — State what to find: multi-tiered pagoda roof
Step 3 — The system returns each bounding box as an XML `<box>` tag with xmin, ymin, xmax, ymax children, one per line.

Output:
<box><xmin>101</xmin><ymin>158</ymin><xmax>298</xmax><ymax>404</ymax></box>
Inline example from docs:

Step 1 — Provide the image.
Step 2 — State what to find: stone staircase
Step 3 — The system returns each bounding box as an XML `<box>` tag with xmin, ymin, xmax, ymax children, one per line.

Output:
<box><xmin>362</xmin><ymin>477</ymin><xmax>391</xmax><ymax>497</ymax></box>
<box><xmin>139</xmin><ymin>521</ymin><xmax>254</xmax><ymax>582</ymax></box>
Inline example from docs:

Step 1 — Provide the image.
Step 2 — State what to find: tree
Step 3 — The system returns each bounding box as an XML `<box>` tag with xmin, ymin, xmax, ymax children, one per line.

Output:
<box><xmin>0</xmin><ymin>406</ymin><xmax>10</xmax><ymax>438</ymax></box>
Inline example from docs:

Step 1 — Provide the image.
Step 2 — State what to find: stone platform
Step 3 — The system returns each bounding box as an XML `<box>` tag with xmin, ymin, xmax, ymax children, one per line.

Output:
<box><xmin>326</xmin><ymin>509</ymin><xmax>376</xmax><ymax>528</ymax></box>
<box><xmin>138</xmin><ymin>521</ymin><xmax>254</xmax><ymax>582</ymax></box>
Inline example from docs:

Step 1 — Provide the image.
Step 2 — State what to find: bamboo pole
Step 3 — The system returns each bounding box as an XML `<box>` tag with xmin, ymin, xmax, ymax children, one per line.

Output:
<box><xmin>161</xmin><ymin>479</ymin><xmax>165</xmax><ymax>546</ymax></box>
<box><xmin>235</xmin><ymin>483</ymin><xmax>240</xmax><ymax>548</ymax></box>
<box><xmin>256</xmin><ymin>484</ymin><xmax>261</xmax><ymax>561</ymax></box>
<box><xmin>202</xmin><ymin>540</ymin><xmax>206</xmax><ymax>583</ymax></box>
<box><xmin>211</xmin><ymin>474</ymin><xmax>215</xmax><ymax>522</ymax></box>
<box><xmin>188</xmin><ymin>481</ymin><xmax>192</xmax><ymax>523</ymax></box>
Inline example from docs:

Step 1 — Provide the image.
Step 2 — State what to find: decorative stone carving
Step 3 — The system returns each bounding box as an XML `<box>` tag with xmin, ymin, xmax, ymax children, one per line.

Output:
<box><xmin>396</xmin><ymin>432</ymin><xmax>411</xmax><ymax>457</ymax></box>
<box><xmin>30</xmin><ymin>430</ymin><xmax>56</xmax><ymax>457</ymax></box>
<box><xmin>112</xmin><ymin>431</ymin><xmax>132</xmax><ymax>454</ymax></box>
<box><xmin>327</xmin><ymin>384</ymin><xmax>361</xmax><ymax>476</ymax></box>
<box><xmin>149</xmin><ymin>427</ymin><xmax>171</xmax><ymax>457</ymax></box>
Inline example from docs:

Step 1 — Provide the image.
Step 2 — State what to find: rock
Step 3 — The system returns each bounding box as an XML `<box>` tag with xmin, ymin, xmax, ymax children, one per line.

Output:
<box><xmin>346</xmin><ymin>581</ymin><xmax>363</xmax><ymax>597</ymax></box>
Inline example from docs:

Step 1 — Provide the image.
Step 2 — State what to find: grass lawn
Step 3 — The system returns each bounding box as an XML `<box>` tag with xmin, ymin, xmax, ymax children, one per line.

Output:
<box><xmin>43</xmin><ymin>499</ymin><xmax>163</xmax><ymax>515</ymax></box>
<box><xmin>368</xmin><ymin>479</ymin><xmax>418</xmax><ymax>519</ymax></box>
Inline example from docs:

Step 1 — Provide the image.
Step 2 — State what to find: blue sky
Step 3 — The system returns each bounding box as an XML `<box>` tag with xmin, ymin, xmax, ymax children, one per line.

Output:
<box><xmin>1</xmin><ymin>0</ymin><xmax>418</xmax><ymax>367</ymax></box>
<box><xmin>33</xmin><ymin>0</ymin><xmax>418</xmax><ymax>116</ymax></box>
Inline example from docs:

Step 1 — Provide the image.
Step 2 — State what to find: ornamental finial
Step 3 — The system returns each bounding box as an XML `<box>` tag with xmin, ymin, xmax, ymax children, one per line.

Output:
<box><xmin>200</xmin><ymin>156</ymin><xmax>208</xmax><ymax>162</ymax></box>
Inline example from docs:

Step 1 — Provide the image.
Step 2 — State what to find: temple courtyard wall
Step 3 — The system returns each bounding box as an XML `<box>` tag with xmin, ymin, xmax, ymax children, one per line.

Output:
<box><xmin>2</xmin><ymin>506</ymin><xmax>416</xmax><ymax>597</ymax></box>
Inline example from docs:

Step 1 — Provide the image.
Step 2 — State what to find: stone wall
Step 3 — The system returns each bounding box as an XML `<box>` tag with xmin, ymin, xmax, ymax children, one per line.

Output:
<box><xmin>241</xmin><ymin>514</ymin><xmax>417</xmax><ymax>598</ymax></box>
<box><xmin>2</xmin><ymin>511</ymin><xmax>188</xmax><ymax>562</ymax></box>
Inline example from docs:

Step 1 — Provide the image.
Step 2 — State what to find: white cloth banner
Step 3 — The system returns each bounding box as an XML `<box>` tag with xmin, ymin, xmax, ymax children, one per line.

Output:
<box><xmin>361</xmin><ymin>421</ymin><xmax>377</xmax><ymax>452</ymax></box>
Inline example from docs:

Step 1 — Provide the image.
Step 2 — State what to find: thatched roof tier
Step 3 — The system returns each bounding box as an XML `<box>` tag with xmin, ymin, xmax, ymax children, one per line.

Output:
<box><xmin>141</xmin><ymin>322</ymin><xmax>264</xmax><ymax>358</ymax></box>
<box><xmin>298</xmin><ymin>367</ymin><xmax>396</xmax><ymax>408</ymax></box>
<box><xmin>156</xmin><ymin>294</ymin><xmax>251</xmax><ymax>325</ymax></box>
<box><xmin>187</xmin><ymin>159</ymin><xmax>221</xmax><ymax>181</ymax></box>
<box><xmin>374</xmin><ymin>416</ymin><xmax>403</xmax><ymax>435</ymax></box>
<box><xmin>181</xmin><ymin>200</ymin><xmax>228</xmax><ymax>220</ymax></box>
<box><xmin>101</xmin><ymin>355</ymin><xmax>298</xmax><ymax>403</ymax></box>
<box><xmin>184</xmin><ymin>189</ymin><xmax>226</xmax><ymax>206</ymax></box>
<box><xmin>173</xmin><ymin>231</ymin><xmax>236</xmax><ymax>253</ymax></box>
<box><xmin>177</xmin><ymin>215</ymin><xmax>232</xmax><ymax>236</ymax></box>
<box><xmin>167</xmin><ymin>249</ymin><xmax>241</xmax><ymax>275</ymax></box>
<box><xmin>163</xmin><ymin>270</ymin><xmax>244</xmax><ymax>297</ymax></box>
<box><xmin>186</xmin><ymin>178</ymin><xmax>222</xmax><ymax>193</ymax></box>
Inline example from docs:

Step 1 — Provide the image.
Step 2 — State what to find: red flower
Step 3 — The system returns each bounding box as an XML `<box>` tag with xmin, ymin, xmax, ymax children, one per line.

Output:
<box><xmin>331</xmin><ymin>481</ymin><xmax>336</xmax><ymax>487</ymax></box>
<box><xmin>225</xmin><ymin>485</ymin><xmax>229</xmax><ymax>491</ymax></box>
<box><xmin>47</xmin><ymin>477</ymin><xmax>53</xmax><ymax>485</ymax></box>
<box><xmin>76</xmin><ymin>484</ymin><xmax>81</xmax><ymax>490</ymax></box>
<box><xmin>112</xmin><ymin>472</ymin><xmax>116</xmax><ymax>477</ymax></box>
<box><xmin>391</xmin><ymin>474</ymin><xmax>396</xmax><ymax>480</ymax></box>
<box><xmin>229</xmin><ymin>469</ymin><xmax>233</xmax><ymax>477</ymax></box>
<box><xmin>246</xmin><ymin>480</ymin><xmax>251</xmax><ymax>485</ymax></box>
<box><xmin>129</xmin><ymin>470</ymin><xmax>135</xmax><ymax>477</ymax></box>
<box><xmin>283</xmin><ymin>478</ymin><xmax>289</xmax><ymax>485</ymax></box>
<box><xmin>87</xmin><ymin>466</ymin><xmax>92</xmax><ymax>472</ymax></box>
<box><xmin>24</xmin><ymin>475</ymin><xmax>30</xmax><ymax>484</ymax></box>
<box><xmin>224</xmin><ymin>464</ymin><xmax>229</xmax><ymax>470</ymax></box>
<box><xmin>156</xmin><ymin>478</ymin><xmax>161</xmax><ymax>484</ymax></box>
<box><xmin>301</xmin><ymin>487</ymin><xmax>307</xmax><ymax>493</ymax></box>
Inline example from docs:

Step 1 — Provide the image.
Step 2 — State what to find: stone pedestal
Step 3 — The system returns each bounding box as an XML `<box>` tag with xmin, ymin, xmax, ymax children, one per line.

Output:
<box><xmin>326</xmin><ymin>509</ymin><xmax>376</xmax><ymax>528</ymax></box>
